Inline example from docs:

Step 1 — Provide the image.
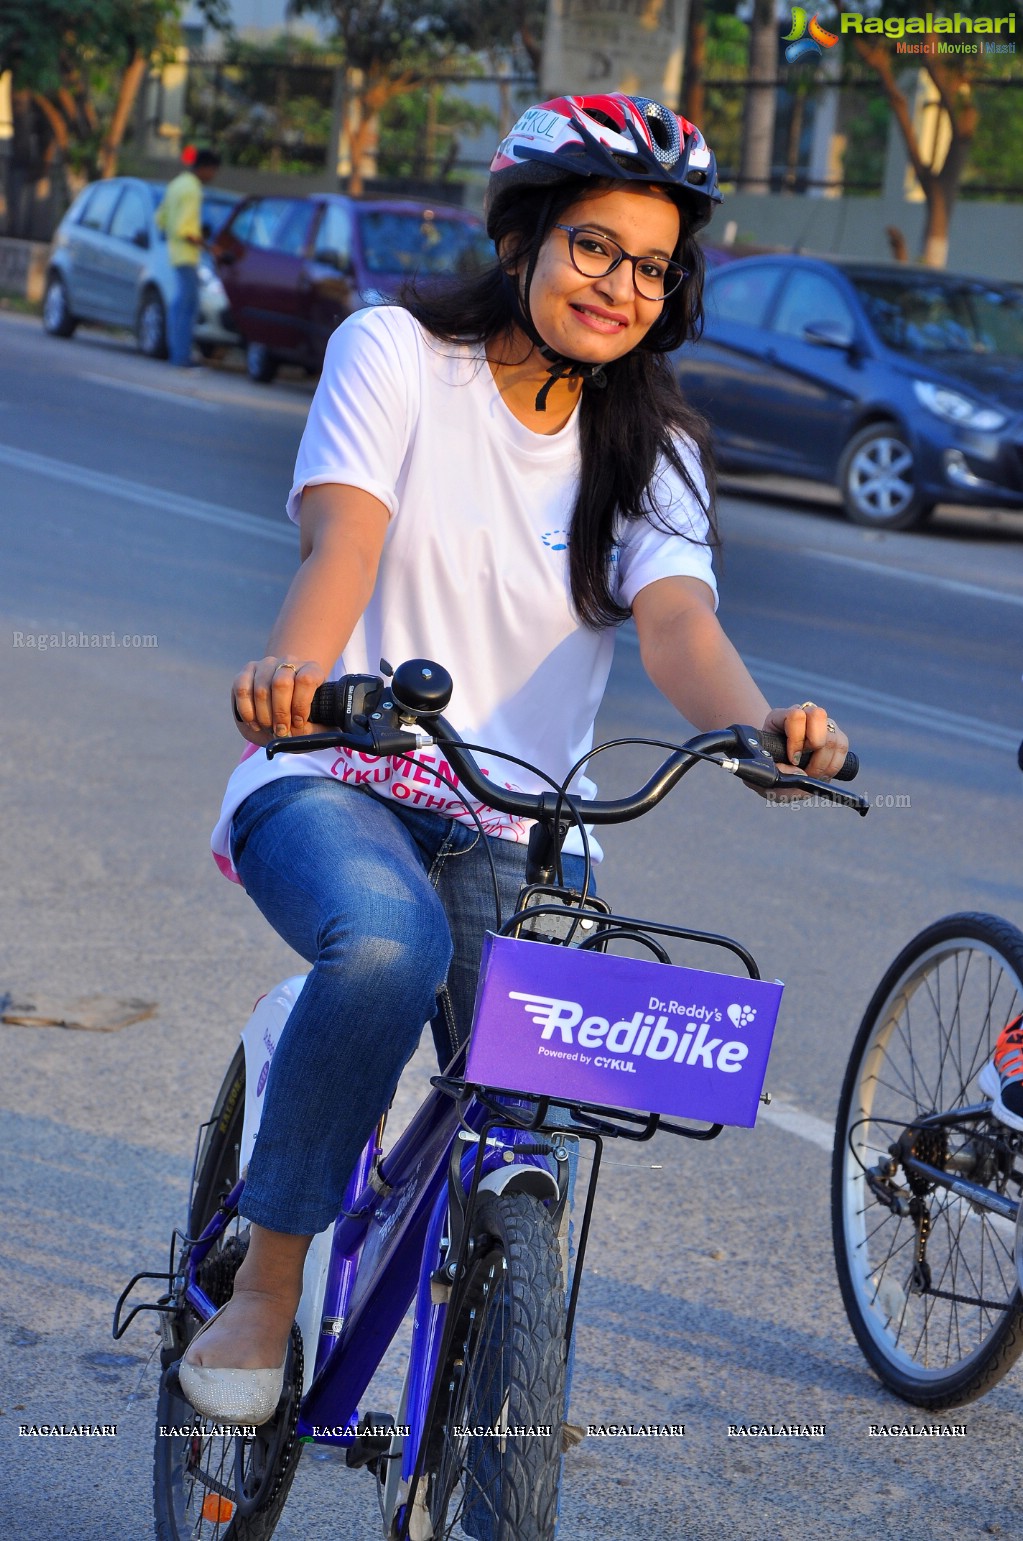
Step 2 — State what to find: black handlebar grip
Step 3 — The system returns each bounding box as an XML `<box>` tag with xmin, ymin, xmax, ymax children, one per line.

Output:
<box><xmin>759</xmin><ymin>729</ymin><xmax>859</xmax><ymax>782</ymax></box>
<box><xmin>308</xmin><ymin>680</ymin><xmax>349</xmax><ymax>728</ymax></box>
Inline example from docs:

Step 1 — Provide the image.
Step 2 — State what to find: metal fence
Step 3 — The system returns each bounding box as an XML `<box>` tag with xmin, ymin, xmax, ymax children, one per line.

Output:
<box><xmin>150</xmin><ymin>59</ymin><xmax>1023</xmax><ymax>203</ymax></box>
<box><xmin>705</xmin><ymin>73</ymin><xmax>1023</xmax><ymax>199</ymax></box>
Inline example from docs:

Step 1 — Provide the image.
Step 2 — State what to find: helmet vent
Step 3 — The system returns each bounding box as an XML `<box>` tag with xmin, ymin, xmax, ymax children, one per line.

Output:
<box><xmin>635</xmin><ymin>96</ymin><xmax>682</xmax><ymax>168</ymax></box>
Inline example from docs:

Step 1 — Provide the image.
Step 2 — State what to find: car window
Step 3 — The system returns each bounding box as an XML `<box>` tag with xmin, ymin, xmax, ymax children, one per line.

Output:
<box><xmin>78</xmin><ymin>181</ymin><xmax>122</xmax><ymax>233</ymax></box>
<box><xmin>70</xmin><ymin>186</ymin><xmax>99</xmax><ymax>225</ymax></box>
<box><xmin>705</xmin><ymin>263</ymin><xmax>786</xmax><ymax>327</ymax></box>
<box><xmin>108</xmin><ymin>187</ymin><xmax>151</xmax><ymax>247</ymax></box>
<box><xmin>853</xmin><ymin>276</ymin><xmax>1023</xmax><ymax>357</ymax></box>
<box><xmin>225</xmin><ymin>201</ymin><xmax>257</xmax><ymax>244</ymax></box>
<box><xmin>771</xmin><ymin>272</ymin><xmax>855</xmax><ymax>340</ymax></box>
<box><xmin>249</xmin><ymin>199</ymin><xmax>304</xmax><ymax>251</ymax></box>
<box><xmin>273</xmin><ymin>202</ymin><xmax>316</xmax><ymax>257</ymax></box>
<box><xmin>357</xmin><ymin>211</ymin><xmax>491</xmax><ymax>276</ymax></box>
<box><xmin>201</xmin><ymin>193</ymin><xmax>238</xmax><ymax>240</ymax></box>
<box><xmin>314</xmin><ymin>203</ymin><xmax>353</xmax><ymax>268</ymax></box>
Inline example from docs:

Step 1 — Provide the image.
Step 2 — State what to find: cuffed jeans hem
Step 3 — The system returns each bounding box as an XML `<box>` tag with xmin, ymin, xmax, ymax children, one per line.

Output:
<box><xmin>237</xmin><ymin>1184</ymin><xmax>329</xmax><ymax>1238</ymax></box>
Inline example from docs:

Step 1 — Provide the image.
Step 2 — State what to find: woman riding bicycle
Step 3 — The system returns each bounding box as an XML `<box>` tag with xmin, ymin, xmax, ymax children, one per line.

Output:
<box><xmin>181</xmin><ymin>93</ymin><xmax>850</xmax><ymax>1425</ymax></box>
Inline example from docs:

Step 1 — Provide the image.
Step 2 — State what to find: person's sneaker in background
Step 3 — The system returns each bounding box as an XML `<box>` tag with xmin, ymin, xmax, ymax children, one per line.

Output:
<box><xmin>979</xmin><ymin>1015</ymin><xmax>1023</xmax><ymax>1129</ymax></box>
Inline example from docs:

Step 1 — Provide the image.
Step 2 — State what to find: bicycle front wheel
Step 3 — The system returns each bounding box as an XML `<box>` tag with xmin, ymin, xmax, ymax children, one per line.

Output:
<box><xmin>832</xmin><ymin>913</ymin><xmax>1023</xmax><ymax>1407</ymax></box>
<box><xmin>414</xmin><ymin>1190</ymin><xmax>566</xmax><ymax>1541</ymax></box>
<box><xmin>153</xmin><ymin>1045</ymin><xmax>304</xmax><ymax>1540</ymax></box>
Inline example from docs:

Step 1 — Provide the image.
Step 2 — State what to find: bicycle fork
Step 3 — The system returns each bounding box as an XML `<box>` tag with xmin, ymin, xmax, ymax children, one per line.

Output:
<box><xmin>384</xmin><ymin>1117</ymin><xmax>569</xmax><ymax>1540</ymax></box>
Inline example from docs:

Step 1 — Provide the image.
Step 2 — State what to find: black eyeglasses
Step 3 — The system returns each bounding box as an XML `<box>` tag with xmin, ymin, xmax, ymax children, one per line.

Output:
<box><xmin>554</xmin><ymin>224</ymin><xmax>689</xmax><ymax>301</ymax></box>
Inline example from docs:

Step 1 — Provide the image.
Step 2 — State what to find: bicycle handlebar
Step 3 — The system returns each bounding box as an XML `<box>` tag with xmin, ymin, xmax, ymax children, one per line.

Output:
<box><xmin>266</xmin><ymin>658</ymin><xmax>867</xmax><ymax>818</ymax></box>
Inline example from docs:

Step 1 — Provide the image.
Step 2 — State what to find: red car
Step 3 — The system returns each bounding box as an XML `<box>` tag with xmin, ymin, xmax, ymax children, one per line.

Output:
<box><xmin>213</xmin><ymin>194</ymin><xmax>493</xmax><ymax>383</ymax></box>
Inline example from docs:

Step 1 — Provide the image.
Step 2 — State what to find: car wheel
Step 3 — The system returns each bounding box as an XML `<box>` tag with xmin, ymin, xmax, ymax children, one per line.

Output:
<box><xmin>838</xmin><ymin>423</ymin><xmax>935</xmax><ymax>531</ymax></box>
<box><xmin>42</xmin><ymin>275</ymin><xmax>78</xmax><ymax>338</ymax></box>
<box><xmin>246</xmin><ymin>341</ymin><xmax>279</xmax><ymax>384</ymax></box>
<box><xmin>136</xmin><ymin>289</ymin><xmax>168</xmax><ymax>359</ymax></box>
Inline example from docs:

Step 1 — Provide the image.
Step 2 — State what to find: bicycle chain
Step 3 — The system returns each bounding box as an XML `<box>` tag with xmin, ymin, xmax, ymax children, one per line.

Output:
<box><xmin>185</xmin><ymin>1330</ymin><xmax>303</xmax><ymax>1514</ymax></box>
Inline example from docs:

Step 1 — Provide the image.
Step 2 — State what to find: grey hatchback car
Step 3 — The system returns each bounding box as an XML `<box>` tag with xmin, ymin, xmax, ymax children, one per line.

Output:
<box><xmin>42</xmin><ymin>176</ymin><xmax>241</xmax><ymax>358</ymax></box>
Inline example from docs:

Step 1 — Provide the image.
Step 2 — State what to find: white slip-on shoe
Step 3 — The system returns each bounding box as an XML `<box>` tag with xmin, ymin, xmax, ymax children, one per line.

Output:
<box><xmin>176</xmin><ymin>1306</ymin><xmax>287</xmax><ymax>1427</ymax></box>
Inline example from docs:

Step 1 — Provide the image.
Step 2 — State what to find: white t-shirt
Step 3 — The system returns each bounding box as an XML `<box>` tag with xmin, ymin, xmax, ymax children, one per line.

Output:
<box><xmin>211</xmin><ymin>305</ymin><xmax>717</xmax><ymax>881</ymax></box>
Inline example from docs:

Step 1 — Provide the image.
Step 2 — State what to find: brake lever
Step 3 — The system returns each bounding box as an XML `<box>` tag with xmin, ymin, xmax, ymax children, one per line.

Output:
<box><xmin>771</xmin><ymin>771</ymin><xmax>870</xmax><ymax>816</ymax></box>
<box><xmin>267</xmin><ymin>722</ymin><xmax>437</xmax><ymax>760</ymax></box>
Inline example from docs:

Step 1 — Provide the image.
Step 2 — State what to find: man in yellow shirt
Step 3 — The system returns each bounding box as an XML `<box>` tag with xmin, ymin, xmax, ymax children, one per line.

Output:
<box><xmin>155</xmin><ymin>148</ymin><xmax>220</xmax><ymax>366</ymax></box>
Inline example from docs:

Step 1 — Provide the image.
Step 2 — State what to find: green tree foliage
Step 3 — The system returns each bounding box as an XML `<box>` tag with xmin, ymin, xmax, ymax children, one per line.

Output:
<box><xmin>837</xmin><ymin>0</ymin><xmax>1017</xmax><ymax>264</ymax></box>
<box><xmin>0</xmin><ymin>0</ymin><xmax>229</xmax><ymax>231</ymax></box>
<box><xmin>959</xmin><ymin>57</ymin><xmax>1023</xmax><ymax>201</ymax></box>
<box><xmin>287</xmin><ymin>0</ymin><xmax>542</xmax><ymax>191</ymax></box>
<box><xmin>377</xmin><ymin>80</ymin><xmax>497</xmax><ymax>182</ymax></box>
<box><xmin>185</xmin><ymin>34</ymin><xmax>340</xmax><ymax>174</ymax></box>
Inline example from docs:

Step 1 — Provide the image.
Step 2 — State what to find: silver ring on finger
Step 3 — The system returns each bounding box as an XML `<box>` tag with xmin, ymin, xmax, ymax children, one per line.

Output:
<box><xmin>826</xmin><ymin>718</ymin><xmax>837</xmax><ymax>734</ymax></box>
<box><xmin>274</xmin><ymin>662</ymin><xmax>298</xmax><ymax>676</ymax></box>
<box><xmin>800</xmin><ymin>700</ymin><xmax>817</xmax><ymax>712</ymax></box>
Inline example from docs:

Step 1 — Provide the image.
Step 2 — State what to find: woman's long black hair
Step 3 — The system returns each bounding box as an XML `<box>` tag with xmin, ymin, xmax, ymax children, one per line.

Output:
<box><xmin>401</xmin><ymin>175</ymin><xmax>718</xmax><ymax>629</ymax></box>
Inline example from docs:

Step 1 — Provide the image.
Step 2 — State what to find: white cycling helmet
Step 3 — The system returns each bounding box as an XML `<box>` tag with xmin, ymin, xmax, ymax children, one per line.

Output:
<box><xmin>485</xmin><ymin>93</ymin><xmax>721</xmax><ymax>237</ymax></box>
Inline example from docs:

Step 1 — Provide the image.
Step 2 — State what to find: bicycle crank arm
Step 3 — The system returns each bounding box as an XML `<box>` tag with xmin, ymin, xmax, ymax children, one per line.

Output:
<box><xmin>902</xmin><ymin>1157</ymin><xmax>1020</xmax><ymax>1221</ymax></box>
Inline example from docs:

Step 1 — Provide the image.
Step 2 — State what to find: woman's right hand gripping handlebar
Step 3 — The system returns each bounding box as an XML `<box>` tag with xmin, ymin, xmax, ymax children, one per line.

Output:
<box><xmin>231</xmin><ymin>483</ymin><xmax>390</xmax><ymax>747</ymax></box>
<box><xmin>232</xmin><ymin>656</ymin><xmax>328</xmax><ymax>747</ymax></box>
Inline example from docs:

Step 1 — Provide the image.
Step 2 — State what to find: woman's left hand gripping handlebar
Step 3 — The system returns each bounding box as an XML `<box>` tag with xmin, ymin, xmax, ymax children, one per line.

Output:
<box><xmin>763</xmin><ymin>699</ymin><xmax>849</xmax><ymax>781</ymax></box>
<box><xmin>232</xmin><ymin>656</ymin><xmax>328</xmax><ymax>747</ymax></box>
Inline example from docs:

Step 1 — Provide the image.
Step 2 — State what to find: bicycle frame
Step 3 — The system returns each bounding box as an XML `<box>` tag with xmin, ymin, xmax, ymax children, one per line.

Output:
<box><xmin>109</xmin><ymin>892</ymin><xmax>760</xmax><ymax>1536</ymax></box>
<box><xmin>175</xmin><ymin>1050</ymin><xmax>563</xmax><ymax>1514</ymax></box>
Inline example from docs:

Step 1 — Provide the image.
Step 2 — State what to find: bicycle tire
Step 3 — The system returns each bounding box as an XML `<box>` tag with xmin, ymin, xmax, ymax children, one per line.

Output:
<box><xmin>153</xmin><ymin>1046</ymin><xmax>304</xmax><ymax>1540</ymax></box>
<box><xmin>832</xmin><ymin>912</ymin><xmax>1023</xmax><ymax>1408</ymax></box>
<box><xmin>412</xmin><ymin>1190</ymin><xmax>566</xmax><ymax>1541</ymax></box>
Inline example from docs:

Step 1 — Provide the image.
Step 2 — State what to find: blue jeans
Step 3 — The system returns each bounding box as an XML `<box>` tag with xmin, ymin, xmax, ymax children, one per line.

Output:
<box><xmin>167</xmin><ymin>263</ymin><xmax>199</xmax><ymax>366</ymax></box>
<box><xmin>231</xmin><ymin>776</ymin><xmax>585</xmax><ymax>1235</ymax></box>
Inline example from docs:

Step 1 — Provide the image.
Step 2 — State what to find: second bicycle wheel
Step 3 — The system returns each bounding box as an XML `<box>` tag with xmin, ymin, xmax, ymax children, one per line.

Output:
<box><xmin>414</xmin><ymin>1189</ymin><xmax>566</xmax><ymax>1541</ymax></box>
<box><xmin>154</xmin><ymin>1045</ymin><xmax>304</xmax><ymax>1541</ymax></box>
<box><xmin>833</xmin><ymin>912</ymin><xmax>1023</xmax><ymax>1407</ymax></box>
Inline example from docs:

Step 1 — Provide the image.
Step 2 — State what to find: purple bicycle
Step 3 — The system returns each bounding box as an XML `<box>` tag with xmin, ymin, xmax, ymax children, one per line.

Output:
<box><xmin>115</xmin><ymin>659</ymin><xmax>863</xmax><ymax>1541</ymax></box>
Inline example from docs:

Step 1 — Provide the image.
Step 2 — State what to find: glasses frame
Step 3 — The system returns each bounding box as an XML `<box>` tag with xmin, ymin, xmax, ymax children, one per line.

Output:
<box><xmin>554</xmin><ymin>224</ymin><xmax>689</xmax><ymax>302</ymax></box>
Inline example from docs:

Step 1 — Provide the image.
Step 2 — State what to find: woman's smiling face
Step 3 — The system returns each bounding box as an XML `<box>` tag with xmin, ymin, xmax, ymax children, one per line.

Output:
<box><xmin>522</xmin><ymin>183</ymin><xmax>682</xmax><ymax>365</ymax></box>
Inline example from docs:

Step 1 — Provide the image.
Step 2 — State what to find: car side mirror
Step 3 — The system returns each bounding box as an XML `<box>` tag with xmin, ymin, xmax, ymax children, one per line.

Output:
<box><xmin>803</xmin><ymin>320</ymin><xmax>855</xmax><ymax>351</ymax></box>
<box><xmin>133</xmin><ymin>230</ymin><xmax>150</xmax><ymax>249</ymax></box>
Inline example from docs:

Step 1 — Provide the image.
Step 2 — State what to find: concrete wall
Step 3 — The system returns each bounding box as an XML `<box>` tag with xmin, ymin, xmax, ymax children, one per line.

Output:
<box><xmin>712</xmin><ymin>192</ymin><xmax>1023</xmax><ymax>283</ymax></box>
<box><xmin>0</xmin><ymin>238</ymin><xmax>48</xmax><ymax>301</ymax></box>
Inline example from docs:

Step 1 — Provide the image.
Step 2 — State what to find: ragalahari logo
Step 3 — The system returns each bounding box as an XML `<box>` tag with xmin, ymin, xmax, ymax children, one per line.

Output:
<box><xmin>784</xmin><ymin>7</ymin><xmax>840</xmax><ymax>62</ymax></box>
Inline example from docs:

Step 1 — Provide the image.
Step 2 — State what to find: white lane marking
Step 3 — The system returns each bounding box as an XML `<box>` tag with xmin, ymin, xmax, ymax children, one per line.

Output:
<box><xmin>0</xmin><ymin>442</ymin><xmax>296</xmax><ymax>547</ymax></box>
<box><xmin>741</xmin><ymin>653</ymin><xmax>1020</xmax><ymax>754</ymax></box>
<box><xmin>759</xmin><ymin>1099</ymin><xmax>833</xmax><ymax>1152</ymax></box>
<box><xmin>617</xmin><ymin>628</ymin><xmax>1018</xmax><ymax>753</ymax></box>
<box><xmin>78</xmin><ymin>372</ymin><xmax>223</xmax><ymax>412</ymax></box>
<box><xmin>77</xmin><ymin>369</ymin><xmax>311</xmax><ymax>418</ymax></box>
<box><xmin>753</xmin><ymin>542</ymin><xmax>1023</xmax><ymax>610</ymax></box>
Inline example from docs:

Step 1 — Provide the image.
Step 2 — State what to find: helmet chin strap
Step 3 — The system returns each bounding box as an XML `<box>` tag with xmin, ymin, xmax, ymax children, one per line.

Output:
<box><xmin>500</xmin><ymin>267</ymin><xmax>608</xmax><ymax>413</ymax></box>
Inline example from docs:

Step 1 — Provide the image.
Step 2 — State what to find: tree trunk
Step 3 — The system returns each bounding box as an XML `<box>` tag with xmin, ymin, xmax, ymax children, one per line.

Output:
<box><xmin>98</xmin><ymin>52</ymin><xmax>148</xmax><ymax>180</ymax></box>
<box><xmin>920</xmin><ymin>178</ymin><xmax>950</xmax><ymax>268</ymax></box>
<box><xmin>738</xmin><ymin>0</ymin><xmax>777</xmax><ymax>193</ymax></box>
<box><xmin>682</xmin><ymin>0</ymin><xmax>707</xmax><ymax>125</ymax></box>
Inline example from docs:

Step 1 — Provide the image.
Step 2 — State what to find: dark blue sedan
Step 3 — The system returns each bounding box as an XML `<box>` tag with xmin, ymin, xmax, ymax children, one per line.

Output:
<box><xmin>675</xmin><ymin>255</ymin><xmax>1023</xmax><ymax>529</ymax></box>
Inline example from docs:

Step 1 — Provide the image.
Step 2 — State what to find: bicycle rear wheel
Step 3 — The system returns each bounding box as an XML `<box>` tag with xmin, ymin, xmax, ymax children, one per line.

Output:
<box><xmin>412</xmin><ymin>1190</ymin><xmax>566</xmax><ymax>1541</ymax></box>
<box><xmin>832</xmin><ymin>913</ymin><xmax>1023</xmax><ymax>1407</ymax></box>
<box><xmin>153</xmin><ymin>1046</ymin><xmax>304</xmax><ymax>1540</ymax></box>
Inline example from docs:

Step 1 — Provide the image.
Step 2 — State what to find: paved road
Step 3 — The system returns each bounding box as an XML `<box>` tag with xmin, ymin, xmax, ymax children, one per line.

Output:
<box><xmin>2</xmin><ymin>313</ymin><xmax>1022</xmax><ymax>1539</ymax></box>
